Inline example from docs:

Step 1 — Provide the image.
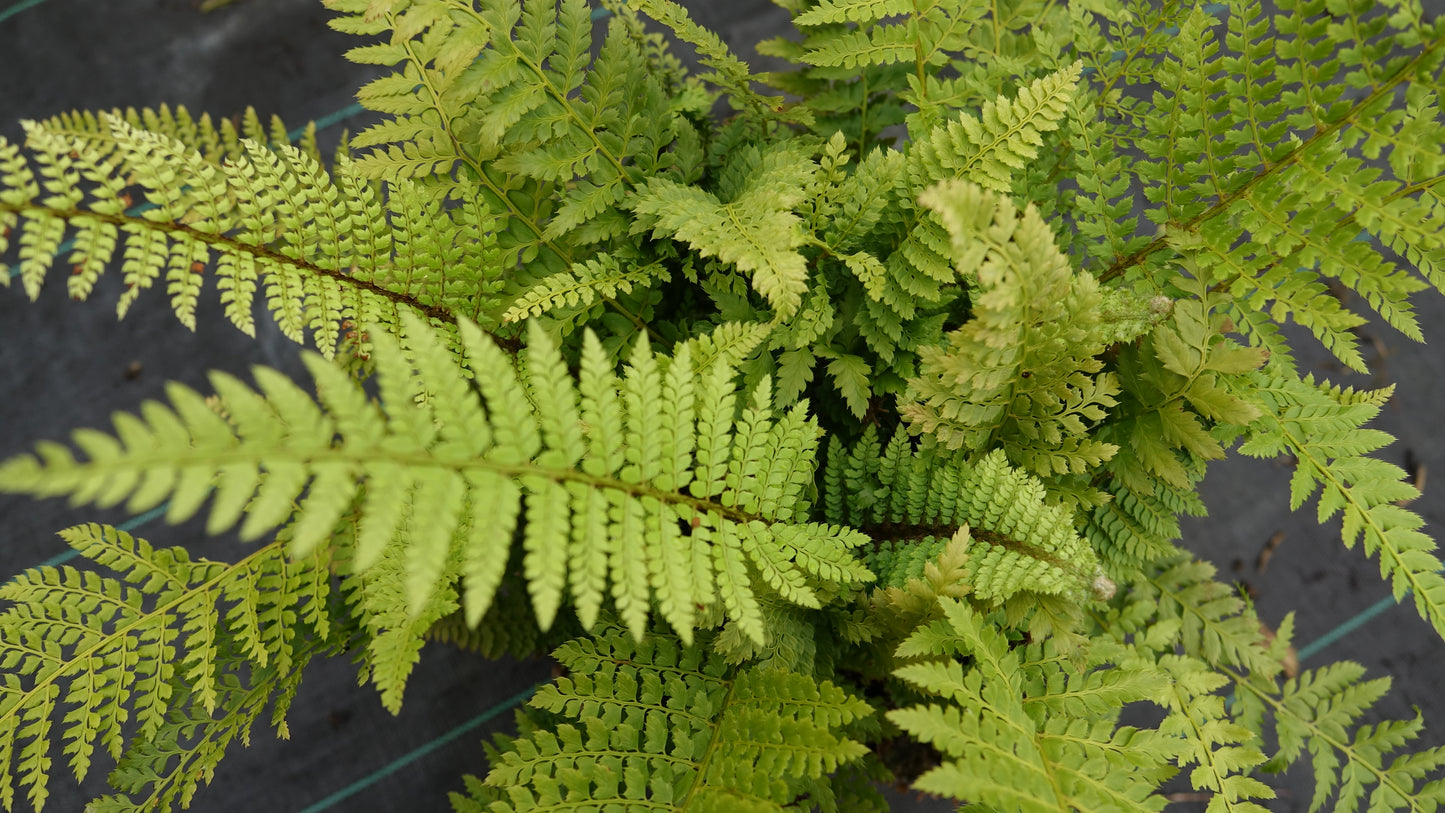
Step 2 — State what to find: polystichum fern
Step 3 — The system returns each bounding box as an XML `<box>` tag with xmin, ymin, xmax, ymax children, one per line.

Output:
<box><xmin>1</xmin><ymin>0</ymin><xmax>1444</xmax><ymax>810</ymax></box>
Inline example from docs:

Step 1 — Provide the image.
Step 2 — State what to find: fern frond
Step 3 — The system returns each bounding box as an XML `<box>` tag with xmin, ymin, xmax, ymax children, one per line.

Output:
<box><xmin>328</xmin><ymin>0</ymin><xmax>685</xmax><ymax>277</ymax></box>
<box><xmin>628</xmin><ymin>0</ymin><xmax>799</xmax><ymax>123</ymax></box>
<box><xmin>888</xmin><ymin>598</ymin><xmax>1172</xmax><ymax>812</ymax></box>
<box><xmin>502</xmin><ymin>252</ymin><xmax>669</xmax><ymax>326</ymax></box>
<box><xmin>35</xmin><ymin>104</ymin><xmax>308</xmax><ymax>169</ymax></box>
<box><xmin>826</xmin><ymin>430</ymin><xmax>1110</xmax><ymax>603</ymax></box>
<box><xmin>906</xmin><ymin>61</ymin><xmax>1082</xmax><ymax>196</ymax></box>
<box><xmin>1114</xmin><ymin>554</ymin><xmax>1445</xmax><ymax>813</ymax></box>
<box><xmin>1155</xmin><ymin>655</ymin><xmax>1276</xmax><ymax>813</ymax></box>
<box><xmin>0</xmin><ymin>315</ymin><xmax>873</xmax><ymax>647</ymax></box>
<box><xmin>0</xmin><ymin>524</ymin><xmax>335</xmax><ymax>812</ymax></box>
<box><xmin>86</xmin><ymin>637</ymin><xmax>325</xmax><ymax>813</ymax></box>
<box><xmin>632</xmin><ymin>143</ymin><xmax>816</xmax><ymax>319</ymax></box>
<box><xmin>901</xmin><ymin>179</ymin><xmax>1126</xmax><ymax>478</ymax></box>
<box><xmin>0</xmin><ymin>117</ymin><xmax>506</xmax><ymax>355</ymax></box>
<box><xmin>1238</xmin><ymin>373</ymin><xmax>1445</xmax><ymax>640</ymax></box>
<box><xmin>1089</xmin><ymin>0</ymin><xmax>1445</xmax><ymax>370</ymax></box>
<box><xmin>1138</xmin><ymin>556</ymin><xmax>1283</xmax><ymax>677</ymax></box>
<box><xmin>1231</xmin><ymin>658</ymin><xmax>1445</xmax><ymax>813</ymax></box>
<box><xmin>454</xmin><ymin>624</ymin><xmax>872</xmax><ymax>812</ymax></box>
<box><xmin>850</xmin><ymin>63</ymin><xmax>1081</xmax><ymax>371</ymax></box>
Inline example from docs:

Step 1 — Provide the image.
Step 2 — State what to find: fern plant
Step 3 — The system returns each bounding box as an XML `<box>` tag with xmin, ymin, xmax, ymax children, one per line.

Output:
<box><xmin>2</xmin><ymin>0</ymin><xmax>1445</xmax><ymax>809</ymax></box>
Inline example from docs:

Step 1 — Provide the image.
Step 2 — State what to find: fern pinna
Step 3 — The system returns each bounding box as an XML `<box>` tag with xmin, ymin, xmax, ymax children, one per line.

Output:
<box><xmin>1</xmin><ymin>0</ymin><xmax>1445</xmax><ymax>810</ymax></box>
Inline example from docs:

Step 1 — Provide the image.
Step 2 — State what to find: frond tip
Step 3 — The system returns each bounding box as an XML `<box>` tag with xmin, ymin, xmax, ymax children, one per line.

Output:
<box><xmin>0</xmin><ymin>314</ymin><xmax>874</xmax><ymax>646</ymax></box>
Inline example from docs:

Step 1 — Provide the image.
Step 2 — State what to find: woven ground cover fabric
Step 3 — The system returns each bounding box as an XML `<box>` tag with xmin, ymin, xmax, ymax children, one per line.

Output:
<box><xmin>0</xmin><ymin>1</ymin><xmax>1441</xmax><ymax>811</ymax></box>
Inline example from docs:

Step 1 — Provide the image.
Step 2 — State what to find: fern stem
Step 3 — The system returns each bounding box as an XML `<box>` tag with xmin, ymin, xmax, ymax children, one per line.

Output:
<box><xmin>675</xmin><ymin>674</ymin><xmax>739</xmax><ymax>810</ymax></box>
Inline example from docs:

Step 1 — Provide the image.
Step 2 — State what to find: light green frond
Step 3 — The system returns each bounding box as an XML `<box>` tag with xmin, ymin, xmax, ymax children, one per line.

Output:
<box><xmin>453</xmin><ymin>625</ymin><xmax>871</xmax><ymax>812</ymax></box>
<box><xmin>0</xmin><ymin>314</ymin><xmax>873</xmax><ymax>648</ymax></box>
<box><xmin>906</xmin><ymin>62</ymin><xmax>1081</xmax><ymax>194</ymax></box>
<box><xmin>631</xmin><ymin>143</ymin><xmax>816</xmax><ymax>319</ymax></box>
<box><xmin>901</xmin><ymin>180</ymin><xmax>1127</xmax><ymax>478</ymax></box>
<box><xmin>1238</xmin><ymin>374</ymin><xmax>1445</xmax><ymax>640</ymax></box>
<box><xmin>1137</xmin><ymin>556</ymin><xmax>1282</xmax><ymax>677</ymax></box>
<box><xmin>846</xmin><ymin>64</ymin><xmax>1081</xmax><ymax>371</ymax></box>
<box><xmin>794</xmin><ymin>0</ymin><xmax>915</xmax><ymax>27</ymax></box>
<box><xmin>345</xmin><ymin>517</ymin><xmax>465</xmax><ymax>713</ymax></box>
<box><xmin>1231</xmin><ymin>658</ymin><xmax>1445</xmax><ymax>813</ymax></box>
<box><xmin>503</xmin><ymin>253</ymin><xmax>670</xmax><ymax>327</ymax></box>
<box><xmin>35</xmin><ymin>104</ymin><xmax>308</xmax><ymax>169</ymax></box>
<box><xmin>0</xmin><ymin>117</ymin><xmax>506</xmax><ymax>356</ymax></box>
<box><xmin>0</xmin><ymin>524</ymin><xmax>336</xmax><ymax>812</ymax></box>
<box><xmin>88</xmin><ymin>638</ymin><xmax>325</xmax><ymax>813</ymax></box>
<box><xmin>888</xmin><ymin>598</ymin><xmax>1171</xmax><ymax>813</ymax></box>
<box><xmin>328</xmin><ymin>0</ymin><xmax>680</xmax><ymax>278</ymax></box>
<box><xmin>1155</xmin><ymin>655</ymin><xmax>1275</xmax><ymax>813</ymax></box>
<box><xmin>1092</xmin><ymin>0</ymin><xmax>1445</xmax><ymax>370</ymax></box>
<box><xmin>628</xmin><ymin>0</ymin><xmax>797</xmax><ymax>123</ymax></box>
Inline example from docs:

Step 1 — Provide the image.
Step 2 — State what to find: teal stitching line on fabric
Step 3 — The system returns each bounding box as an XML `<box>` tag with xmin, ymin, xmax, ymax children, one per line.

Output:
<box><xmin>0</xmin><ymin>0</ymin><xmax>45</xmax><ymax>25</ymax></box>
<box><xmin>294</xmin><ymin>684</ymin><xmax>538</xmax><ymax>813</ymax></box>
<box><xmin>8</xmin><ymin>501</ymin><xmax>173</xmax><ymax>579</ymax></box>
<box><xmin>1298</xmin><ymin>592</ymin><xmax>1418</xmax><ymax>663</ymax></box>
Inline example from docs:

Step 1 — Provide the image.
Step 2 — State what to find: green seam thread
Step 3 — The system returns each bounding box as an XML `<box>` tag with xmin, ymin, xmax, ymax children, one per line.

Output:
<box><xmin>295</xmin><ymin>684</ymin><xmax>538</xmax><ymax>813</ymax></box>
<box><xmin>1298</xmin><ymin>592</ymin><xmax>1409</xmax><ymax>663</ymax></box>
<box><xmin>0</xmin><ymin>0</ymin><xmax>46</xmax><ymax>25</ymax></box>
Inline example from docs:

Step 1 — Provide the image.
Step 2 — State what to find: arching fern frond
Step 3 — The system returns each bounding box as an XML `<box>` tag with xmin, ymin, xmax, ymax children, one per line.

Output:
<box><xmin>631</xmin><ymin>142</ymin><xmax>817</xmax><ymax>320</ymax></box>
<box><xmin>328</xmin><ymin>0</ymin><xmax>688</xmax><ymax>274</ymax></box>
<box><xmin>852</xmin><ymin>63</ymin><xmax>1082</xmax><ymax>373</ymax></box>
<box><xmin>0</xmin><ymin>116</ymin><xmax>506</xmax><ymax>356</ymax></box>
<box><xmin>1086</xmin><ymin>0</ymin><xmax>1445</xmax><ymax>372</ymax></box>
<box><xmin>1238</xmin><ymin>373</ymin><xmax>1445</xmax><ymax>640</ymax></box>
<box><xmin>86</xmin><ymin>635</ymin><xmax>328</xmax><ymax>813</ymax></box>
<box><xmin>34</xmin><ymin>104</ymin><xmax>314</xmax><ymax>169</ymax></box>
<box><xmin>1155</xmin><ymin>654</ymin><xmax>1276</xmax><ymax>813</ymax></box>
<box><xmin>454</xmin><ymin>624</ymin><xmax>872</xmax><ymax>812</ymax></box>
<box><xmin>627</xmin><ymin>0</ymin><xmax>798</xmax><ymax>124</ymax></box>
<box><xmin>502</xmin><ymin>252</ymin><xmax>669</xmax><ymax>328</ymax></box>
<box><xmin>1111</xmin><ymin>556</ymin><xmax>1445</xmax><ymax>813</ymax></box>
<box><xmin>0</xmin><ymin>523</ymin><xmax>338</xmax><ymax>813</ymax></box>
<box><xmin>0</xmin><ymin>314</ymin><xmax>873</xmax><ymax>647</ymax></box>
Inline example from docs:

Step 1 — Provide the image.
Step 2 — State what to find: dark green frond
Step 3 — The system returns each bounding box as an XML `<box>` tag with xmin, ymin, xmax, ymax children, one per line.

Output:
<box><xmin>454</xmin><ymin>624</ymin><xmax>871</xmax><ymax>812</ymax></box>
